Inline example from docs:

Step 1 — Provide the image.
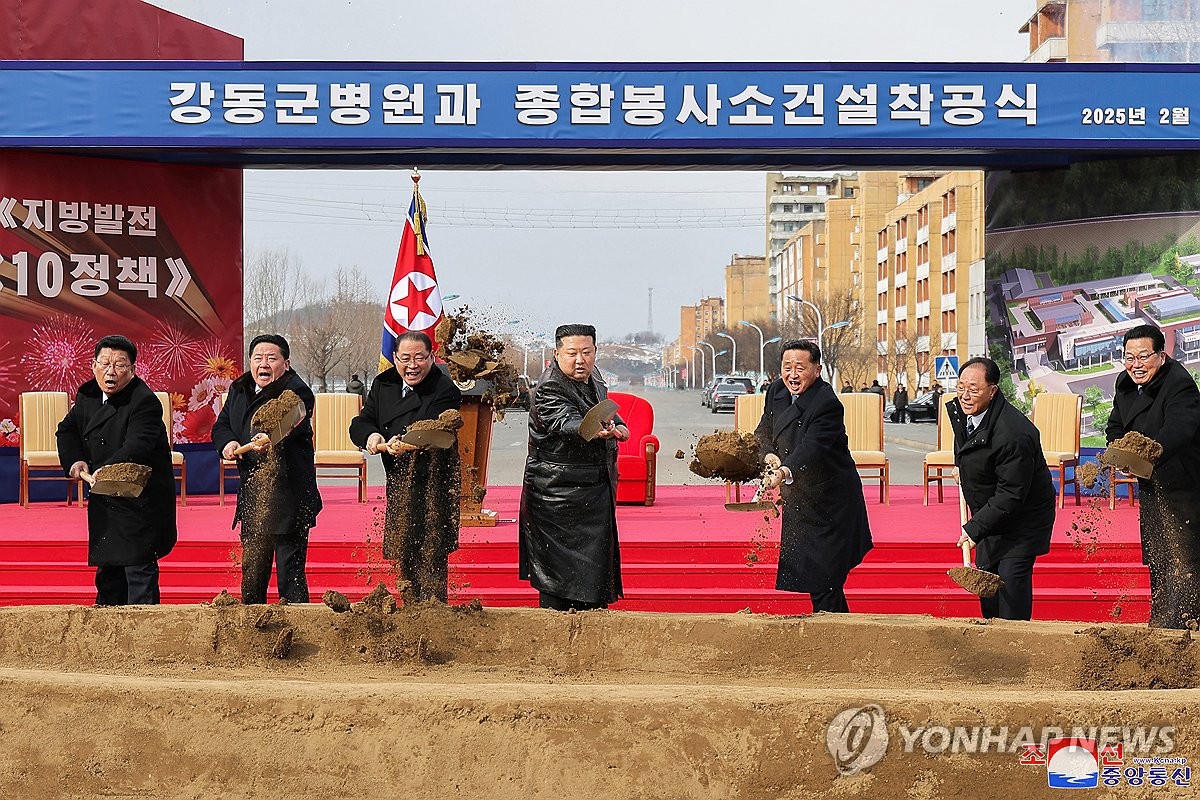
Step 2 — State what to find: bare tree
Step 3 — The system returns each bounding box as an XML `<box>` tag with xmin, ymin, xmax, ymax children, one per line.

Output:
<box><xmin>330</xmin><ymin>266</ymin><xmax>385</xmax><ymax>384</ymax></box>
<box><xmin>786</xmin><ymin>286</ymin><xmax>862</xmax><ymax>381</ymax></box>
<box><xmin>885</xmin><ymin>325</ymin><xmax>923</xmax><ymax>391</ymax></box>
<box><xmin>244</xmin><ymin>247</ymin><xmax>307</xmax><ymax>341</ymax></box>
<box><xmin>288</xmin><ymin>274</ymin><xmax>343</xmax><ymax>392</ymax></box>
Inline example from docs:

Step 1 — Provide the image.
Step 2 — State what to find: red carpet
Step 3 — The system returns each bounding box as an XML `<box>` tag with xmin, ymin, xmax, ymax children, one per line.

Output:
<box><xmin>0</xmin><ymin>485</ymin><xmax>1147</xmax><ymax>622</ymax></box>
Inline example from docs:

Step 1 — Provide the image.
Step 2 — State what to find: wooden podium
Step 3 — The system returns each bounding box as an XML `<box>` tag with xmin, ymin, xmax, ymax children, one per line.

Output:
<box><xmin>457</xmin><ymin>395</ymin><xmax>498</xmax><ymax>526</ymax></box>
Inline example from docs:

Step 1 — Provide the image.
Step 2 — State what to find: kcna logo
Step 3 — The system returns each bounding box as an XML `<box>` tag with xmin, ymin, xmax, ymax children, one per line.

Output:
<box><xmin>826</xmin><ymin>705</ymin><xmax>889</xmax><ymax>776</ymax></box>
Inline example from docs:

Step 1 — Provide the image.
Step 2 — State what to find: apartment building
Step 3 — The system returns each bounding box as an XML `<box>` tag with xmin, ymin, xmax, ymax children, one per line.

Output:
<box><xmin>765</xmin><ymin>172</ymin><xmax>857</xmax><ymax>320</ymax></box>
<box><xmin>725</xmin><ymin>254</ymin><xmax>770</xmax><ymax>328</ymax></box>
<box><xmin>1022</xmin><ymin>0</ymin><xmax>1200</xmax><ymax>63</ymax></box>
<box><xmin>874</xmin><ymin>171</ymin><xmax>987</xmax><ymax>390</ymax></box>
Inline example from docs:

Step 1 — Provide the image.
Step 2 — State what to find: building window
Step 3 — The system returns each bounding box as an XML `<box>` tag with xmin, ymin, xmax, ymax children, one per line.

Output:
<box><xmin>942</xmin><ymin>189</ymin><xmax>957</xmax><ymax>216</ymax></box>
<box><xmin>917</xmin><ymin>205</ymin><xmax>929</xmax><ymax>228</ymax></box>
<box><xmin>942</xmin><ymin>229</ymin><xmax>956</xmax><ymax>256</ymax></box>
<box><xmin>1142</xmin><ymin>0</ymin><xmax>1169</xmax><ymax>20</ymax></box>
<box><xmin>781</xmin><ymin>184</ymin><xmax>793</xmax><ymax>193</ymax></box>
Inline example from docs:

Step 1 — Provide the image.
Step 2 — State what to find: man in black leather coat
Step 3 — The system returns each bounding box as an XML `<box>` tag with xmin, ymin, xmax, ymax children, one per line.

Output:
<box><xmin>519</xmin><ymin>324</ymin><xmax>629</xmax><ymax>611</ymax></box>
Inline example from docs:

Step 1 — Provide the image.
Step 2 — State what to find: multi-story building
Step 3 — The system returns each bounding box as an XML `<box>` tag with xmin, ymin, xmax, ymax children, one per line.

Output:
<box><xmin>875</xmin><ymin>171</ymin><xmax>987</xmax><ymax>390</ymax></box>
<box><xmin>676</xmin><ymin>297</ymin><xmax>724</xmax><ymax>383</ymax></box>
<box><xmin>1021</xmin><ymin>0</ymin><xmax>1200</xmax><ymax>63</ymax></box>
<box><xmin>725</xmin><ymin>254</ymin><xmax>769</xmax><ymax>329</ymax></box>
<box><xmin>765</xmin><ymin>172</ymin><xmax>857</xmax><ymax>320</ymax></box>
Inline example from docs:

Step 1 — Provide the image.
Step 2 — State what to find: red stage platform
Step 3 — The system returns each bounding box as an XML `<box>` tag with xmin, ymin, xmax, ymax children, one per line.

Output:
<box><xmin>0</xmin><ymin>485</ymin><xmax>1148</xmax><ymax>622</ymax></box>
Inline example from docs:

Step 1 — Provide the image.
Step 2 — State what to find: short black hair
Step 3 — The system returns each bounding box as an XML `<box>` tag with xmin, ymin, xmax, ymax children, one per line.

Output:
<box><xmin>396</xmin><ymin>330</ymin><xmax>433</xmax><ymax>352</ymax></box>
<box><xmin>779</xmin><ymin>339</ymin><xmax>820</xmax><ymax>366</ymax></box>
<box><xmin>1123</xmin><ymin>324</ymin><xmax>1165</xmax><ymax>352</ymax></box>
<box><xmin>248</xmin><ymin>333</ymin><xmax>290</xmax><ymax>360</ymax></box>
<box><xmin>94</xmin><ymin>334</ymin><xmax>137</xmax><ymax>363</ymax></box>
<box><xmin>960</xmin><ymin>356</ymin><xmax>1000</xmax><ymax>385</ymax></box>
<box><xmin>555</xmin><ymin>324</ymin><xmax>596</xmax><ymax>347</ymax></box>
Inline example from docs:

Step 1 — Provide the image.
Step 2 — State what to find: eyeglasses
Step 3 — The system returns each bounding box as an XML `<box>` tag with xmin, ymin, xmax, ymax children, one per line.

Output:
<box><xmin>94</xmin><ymin>360</ymin><xmax>132</xmax><ymax>373</ymax></box>
<box><xmin>395</xmin><ymin>353</ymin><xmax>432</xmax><ymax>365</ymax></box>
<box><xmin>956</xmin><ymin>386</ymin><xmax>993</xmax><ymax>398</ymax></box>
<box><xmin>1122</xmin><ymin>351</ymin><xmax>1161</xmax><ymax>366</ymax></box>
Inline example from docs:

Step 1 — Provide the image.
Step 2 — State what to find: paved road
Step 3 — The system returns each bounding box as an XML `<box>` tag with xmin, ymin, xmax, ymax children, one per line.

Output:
<box><xmin>359</xmin><ymin>386</ymin><xmax>940</xmax><ymax>488</ymax></box>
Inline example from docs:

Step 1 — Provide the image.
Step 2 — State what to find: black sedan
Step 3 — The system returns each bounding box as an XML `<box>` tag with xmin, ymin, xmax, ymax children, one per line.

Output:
<box><xmin>884</xmin><ymin>391</ymin><xmax>941</xmax><ymax>423</ymax></box>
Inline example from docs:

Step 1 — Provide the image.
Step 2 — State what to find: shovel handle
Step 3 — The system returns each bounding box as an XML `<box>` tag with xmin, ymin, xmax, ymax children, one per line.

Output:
<box><xmin>232</xmin><ymin>441</ymin><xmax>258</xmax><ymax>456</ymax></box>
<box><xmin>961</xmin><ymin>541</ymin><xmax>972</xmax><ymax>568</ymax></box>
<box><xmin>78</xmin><ymin>470</ymin><xmax>96</xmax><ymax>486</ymax></box>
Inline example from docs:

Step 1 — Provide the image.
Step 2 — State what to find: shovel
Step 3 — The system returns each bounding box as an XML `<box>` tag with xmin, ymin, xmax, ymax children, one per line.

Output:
<box><xmin>579</xmin><ymin>398</ymin><xmax>620</xmax><ymax>442</ymax></box>
<box><xmin>400</xmin><ymin>428</ymin><xmax>457</xmax><ymax>450</ymax></box>
<box><xmin>79</xmin><ymin>463</ymin><xmax>151</xmax><ymax>498</ymax></box>
<box><xmin>724</xmin><ymin>481</ymin><xmax>776</xmax><ymax>512</ymax></box>
<box><xmin>947</xmin><ymin>477</ymin><xmax>1004</xmax><ymax>598</ymax></box>
<box><xmin>233</xmin><ymin>391</ymin><xmax>306</xmax><ymax>455</ymax></box>
<box><xmin>1099</xmin><ymin>445</ymin><xmax>1154</xmax><ymax>479</ymax></box>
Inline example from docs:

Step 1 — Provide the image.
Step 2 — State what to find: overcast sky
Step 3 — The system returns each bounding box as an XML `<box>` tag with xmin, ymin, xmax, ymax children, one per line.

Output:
<box><xmin>150</xmin><ymin>0</ymin><xmax>1031</xmax><ymax>339</ymax></box>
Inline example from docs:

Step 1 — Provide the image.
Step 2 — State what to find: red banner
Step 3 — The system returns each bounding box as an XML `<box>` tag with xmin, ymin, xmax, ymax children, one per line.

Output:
<box><xmin>0</xmin><ymin>151</ymin><xmax>243</xmax><ymax>445</ymax></box>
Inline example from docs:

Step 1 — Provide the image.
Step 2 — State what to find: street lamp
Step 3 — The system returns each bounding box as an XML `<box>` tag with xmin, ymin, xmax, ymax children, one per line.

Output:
<box><xmin>739</xmin><ymin>320</ymin><xmax>765</xmax><ymax>381</ymax></box>
<box><xmin>697</xmin><ymin>340</ymin><xmax>718</xmax><ymax>381</ymax></box>
<box><xmin>715</xmin><ymin>349</ymin><xmax>729</xmax><ymax>375</ymax></box>
<box><xmin>691</xmin><ymin>346</ymin><xmax>706</xmax><ymax>389</ymax></box>
<box><xmin>716</xmin><ymin>332</ymin><xmax>737</xmax><ymax>375</ymax></box>
<box><xmin>763</xmin><ymin>335</ymin><xmax>782</xmax><ymax>376</ymax></box>
<box><xmin>786</xmin><ymin>295</ymin><xmax>824</xmax><ymax>350</ymax></box>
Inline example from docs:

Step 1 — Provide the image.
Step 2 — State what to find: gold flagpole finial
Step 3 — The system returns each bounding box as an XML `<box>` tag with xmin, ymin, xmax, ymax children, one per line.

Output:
<box><xmin>411</xmin><ymin>167</ymin><xmax>421</xmax><ymax>185</ymax></box>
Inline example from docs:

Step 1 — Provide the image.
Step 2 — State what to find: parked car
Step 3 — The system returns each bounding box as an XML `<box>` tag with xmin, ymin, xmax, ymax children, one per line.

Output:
<box><xmin>884</xmin><ymin>390</ymin><xmax>939</xmax><ymax>423</ymax></box>
<box><xmin>704</xmin><ymin>376</ymin><xmax>755</xmax><ymax>407</ymax></box>
<box><xmin>701</xmin><ymin>378</ymin><xmax>722</xmax><ymax>407</ymax></box>
<box><xmin>711</xmin><ymin>382</ymin><xmax>751</xmax><ymax>413</ymax></box>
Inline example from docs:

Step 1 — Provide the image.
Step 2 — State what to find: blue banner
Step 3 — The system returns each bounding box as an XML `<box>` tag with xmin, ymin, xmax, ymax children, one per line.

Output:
<box><xmin>0</xmin><ymin>61</ymin><xmax>1197</xmax><ymax>148</ymax></box>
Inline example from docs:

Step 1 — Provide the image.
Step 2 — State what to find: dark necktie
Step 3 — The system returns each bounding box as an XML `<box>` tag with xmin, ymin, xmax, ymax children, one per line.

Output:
<box><xmin>402</xmin><ymin>384</ymin><xmax>412</xmax><ymax>399</ymax></box>
<box><xmin>965</xmin><ymin>419</ymin><xmax>976</xmax><ymax>437</ymax></box>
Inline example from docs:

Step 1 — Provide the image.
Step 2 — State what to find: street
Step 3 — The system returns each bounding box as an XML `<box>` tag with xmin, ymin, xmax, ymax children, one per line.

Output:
<box><xmin>362</xmin><ymin>386</ymin><xmax>939</xmax><ymax>488</ymax></box>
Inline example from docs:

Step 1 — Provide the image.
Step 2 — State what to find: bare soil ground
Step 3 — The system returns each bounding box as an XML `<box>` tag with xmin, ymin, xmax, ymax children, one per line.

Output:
<box><xmin>1</xmin><ymin>604</ymin><xmax>1197</xmax><ymax>799</ymax></box>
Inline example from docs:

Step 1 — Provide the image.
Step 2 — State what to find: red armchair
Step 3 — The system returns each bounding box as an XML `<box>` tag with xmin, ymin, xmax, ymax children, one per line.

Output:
<box><xmin>609</xmin><ymin>391</ymin><xmax>660</xmax><ymax>506</ymax></box>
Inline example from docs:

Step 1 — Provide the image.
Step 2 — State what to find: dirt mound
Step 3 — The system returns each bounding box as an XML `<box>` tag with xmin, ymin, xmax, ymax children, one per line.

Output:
<box><xmin>1074</xmin><ymin>626</ymin><xmax>1198</xmax><ymax>690</ymax></box>
<box><xmin>3</xmin><ymin>607</ymin><xmax>1199</xmax><ymax>799</ymax></box>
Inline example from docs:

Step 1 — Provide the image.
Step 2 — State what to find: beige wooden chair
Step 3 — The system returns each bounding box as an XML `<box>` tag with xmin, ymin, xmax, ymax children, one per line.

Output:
<box><xmin>314</xmin><ymin>392</ymin><xmax>367</xmax><ymax>503</ymax></box>
<box><xmin>733</xmin><ymin>392</ymin><xmax>765</xmax><ymax>433</ymax></box>
<box><xmin>1032</xmin><ymin>392</ymin><xmax>1082</xmax><ymax>508</ymax></box>
<box><xmin>922</xmin><ymin>394</ymin><xmax>958</xmax><ymax>505</ymax></box>
<box><xmin>19</xmin><ymin>391</ymin><xmax>78</xmax><ymax>507</ymax></box>
<box><xmin>840</xmin><ymin>391</ymin><xmax>890</xmax><ymax>504</ymax></box>
<box><xmin>154</xmin><ymin>391</ymin><xmax>186</xmax><ymax>505</ymax></box>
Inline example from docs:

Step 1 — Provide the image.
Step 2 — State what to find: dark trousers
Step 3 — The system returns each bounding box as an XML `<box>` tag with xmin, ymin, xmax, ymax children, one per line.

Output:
<box><xmin>975</xmin><ymin>552</ymin><xmax>1036</xmax><ymax>621</ymax></box>
<box><xmin>95</xmin><ymin>562</ymin><xmax>160</xmax><ymax>606</ymax></box>
<box><xmin>539</xmin><ymin>592</ymin><xmax>608</xmax><ymax>612</ymax></box>
<box><xmin>810</xmin><ymin>586</ymin><xmax>850</xmax><ymax>613</ymax></box>
<box><xmin>241</xmin><ymin>532</ymin><xmax>310</xmax><ymax>605</ymax></box>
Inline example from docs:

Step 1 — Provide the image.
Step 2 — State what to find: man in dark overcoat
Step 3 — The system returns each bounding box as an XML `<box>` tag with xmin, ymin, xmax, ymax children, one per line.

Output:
<box><xmin>949</xmin><ymin>356</ymin><xmax>1055</xmax><ymax>621</ymax></box>
<box><xmin>211</xmin><ymin>333</ymin><xmax>322</xmax><ymax>604</ymax></box>
<box><xmin>57</xmin><ymin>334</ymin><xmax>177</xmax><ymax>605</ymax></box>
<box><xmin>519</xmin><ymin>324</ymin><xmax>629</xmax><ymax>611</ymax></box>
<box><xmin>349</xmin><ymin>331</ymin><xmax>462</xmax><ymax>602</ymax></box>
<box><xmin>1106</xmin><ymin>324</ymin><xmax>1200</xmax><ymax>629</ymax></box>
<box><xmin>757</xmin><ymin>340</ymin><xmax>872</xmax><ymax>613</ymax></box>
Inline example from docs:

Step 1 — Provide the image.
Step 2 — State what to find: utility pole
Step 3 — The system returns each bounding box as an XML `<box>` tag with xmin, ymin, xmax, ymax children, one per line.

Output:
<box><xmin>647</xmin><ymin>287</ymin><xmax>653</xmax><ymax>334</ymax></box>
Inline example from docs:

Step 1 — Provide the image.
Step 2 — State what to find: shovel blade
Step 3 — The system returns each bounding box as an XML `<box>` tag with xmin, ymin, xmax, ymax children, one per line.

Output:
<box><xmin>948</xmin><ymin>566</ymin><xmax>1004</xmax><ymax>598</ymax></box>
<box><xmin>401</xmin><ymin>428</ymin><xmax>457</xmax><ymax>450</ymax></box>
<box><xmin>580</xmin><ymin>399</ymin><xmax>620</xmax><ymax>442</ymax></box>
<box><xmin>724</xmin><ymin>501</ymin><xmax>776</xmax><ymax>512</ymax></box>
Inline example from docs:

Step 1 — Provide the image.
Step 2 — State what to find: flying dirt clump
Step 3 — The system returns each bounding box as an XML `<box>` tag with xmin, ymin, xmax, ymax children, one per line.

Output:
<box><xmin>1077</xmin><ymin>462</ymin><xmax>1100</xmax><ymax>489</ymax></box>
<box><xmin>407</xmin><ymin>409</ymin><xmax>464</xmax><ymax>434</ymax></box>
<box><xmin>435</xmin><ymin>306</ymin><xmax>521</xmax><ymax>407</ymax></box>
<box><xmin>689</xmin><ymin>431</ymin><xmax>764</xmax><ymax>482</ymax></box>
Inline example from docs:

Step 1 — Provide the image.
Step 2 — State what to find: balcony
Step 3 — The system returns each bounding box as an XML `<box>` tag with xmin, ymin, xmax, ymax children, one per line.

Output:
<box><xmin>916</xmin><ymin>335</ymin><xmax>930</xmax><ymax>353</ymax></box>
<box><xmin>916</xmin><ymin>300</ymin><xmax>930</xmax><ymax>318</ymax></box>
<box><xmin>877</xmin><ymin>245</ymin><xmax>889</xmax><ymax>264</ymax></box>
<box><xmin>942</xmin><ymin>253</ymin><xmax>957</xmax><ymax>272</ymax></box>
<box><xmin>877</xmin><ymin>277</ymin><xmax>890</xmax><ymax>295</ymax></box>
<box><xmin>877</xmin><ymin>308</ymin><xmax>889</xmax><ymax>325</ymax></box>
<box><xmin>894</xmin><ymin>271</ymin><xmax>908</xmax><ymax>289</ymax></box>
<box><xmin>942</xmin><ymin>291</ymin><xmax>957</xmax><ymax>309</ymax></box>
<box><xmin>876</xmin><ymin>339</ymin><xmax>889</xmax><ymax>356</ymax></box>
<box><xmin>1026</xmin><ymin>35</ymin><xmax>1067</xmax><ymax>63</ymax></box>
<box><xmin>941</xmin><ymin>211</ymin><xmax>956</xmax><ymax>231</ymax></box>
<box><xmin>916</xmin><ymin>225</ymin><xmax>929</xmax><ymax>246</ymax></box>
<box><xmin>1097</xmin><ymin>21</ymin><xmax>1200</xmax><ymax>48</ymax></box>
<box><xmin>896</xmin><ymin>238</ymin><xmax>908</xmax><ymax>255</ymax></box>
<box><xmin>916</xmin><ymin>262</ymin><xmax>931</xmax><ymax>282</ymax></box>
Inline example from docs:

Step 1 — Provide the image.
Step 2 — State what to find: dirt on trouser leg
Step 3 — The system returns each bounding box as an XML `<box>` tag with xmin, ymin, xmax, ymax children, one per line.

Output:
<box><xmin>1139</xmin><ymin>488</ymin><xmax>1200</xmax><ymax>630</ymax></box>
<box><xmin>383</xmin><ymin>447</ymin><xmax>462</xmax><ymax>603</ymax></box>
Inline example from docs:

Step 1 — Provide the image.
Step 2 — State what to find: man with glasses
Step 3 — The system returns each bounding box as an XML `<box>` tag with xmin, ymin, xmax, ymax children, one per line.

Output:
<box><xmin>350</xmin><ymin>330</ymin><xmax>462</xmax><ymax>602</ymax></box>
<box><xmin>949</xmin><ymin>357</ymin><xmax>1056</xmax><ymax>620</ymax></box>
<box><xmin>1106</xmin><ymin>324</ymin><xmax>1200</xmax><ymax>629</ymax></box>
<box><xmin>56</xmin><ymin>334</ymin><xmax>177</xmax><ymax>605</ymax></box>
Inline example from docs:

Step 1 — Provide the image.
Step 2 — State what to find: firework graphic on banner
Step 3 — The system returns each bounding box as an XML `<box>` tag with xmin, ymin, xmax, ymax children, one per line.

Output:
<box><xmin>194</xmin><ymin>336</ymin><xmax>240</xmax><ymax>383</ymax></box>
<box><xmin>22</xmin><ymin>315</ymin><xmax>97</xmax><ymax>392</ymax></box>
<box><xmin>144</xmin><ymin>320</ymin><xmax>203</xmax><ymax>382</ymax></box>
<box><xmin>0</xmin><ymin>338</ymin><xmax>21</xmax><ymax>412</ymax></box>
